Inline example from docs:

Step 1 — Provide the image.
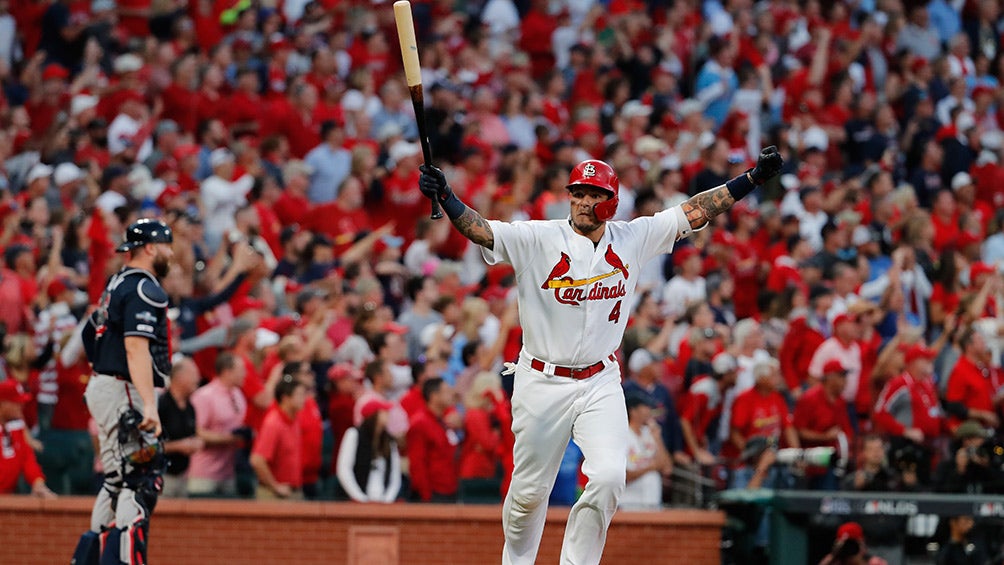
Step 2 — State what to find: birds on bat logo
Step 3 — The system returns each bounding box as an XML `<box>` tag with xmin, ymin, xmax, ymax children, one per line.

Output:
<box><xmin>541</xmin><ymin>245</ymin><xmax>629</xmax><ymax>306</ymax></box>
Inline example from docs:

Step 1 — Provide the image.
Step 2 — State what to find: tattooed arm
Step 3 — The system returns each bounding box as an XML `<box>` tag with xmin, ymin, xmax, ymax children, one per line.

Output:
<box><xmin>675</xmin><ymin>146</ymin><xmax>783</xmax><ymax>238</ymax></box>
<box><xmin>450</xmin><ymin>204</ymin><xmax>495</xmax><ymax>249</ymax></box>
<box><xmin>680</xmin><ymin>183</ymin><xmax>737</xmax><ymax>232</ymax></box>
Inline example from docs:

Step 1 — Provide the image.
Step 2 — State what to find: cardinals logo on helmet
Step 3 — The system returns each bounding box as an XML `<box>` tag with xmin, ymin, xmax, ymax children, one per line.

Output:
<box><xmin>582</xmin><ymin>163</ymin><xmax>596</xmax><ymax>177</ymax></box>
<box><xmin>541</xmin><ymin>245</ymin><xmax>629</xmax><ymax>306</ymax></box>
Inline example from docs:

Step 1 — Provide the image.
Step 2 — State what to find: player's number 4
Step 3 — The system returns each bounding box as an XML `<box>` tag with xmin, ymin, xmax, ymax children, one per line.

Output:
<box><xmin>608</xmin><ymin>300</ymin><xmax>622</xmax><ymax>323</ymax></box>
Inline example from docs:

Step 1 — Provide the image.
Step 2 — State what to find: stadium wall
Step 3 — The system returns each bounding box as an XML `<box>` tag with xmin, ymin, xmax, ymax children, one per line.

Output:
<box><xmin>0</xmin><ymin>495</ymin><xmax>724</xmax><ymax>564</ymax></box>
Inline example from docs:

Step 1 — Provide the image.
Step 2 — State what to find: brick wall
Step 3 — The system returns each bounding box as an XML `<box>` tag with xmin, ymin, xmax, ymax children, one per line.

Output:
<box><xmin>0</xmin><ymin>496</ymin><xmax>724</xmax><ymax>564</ymax></box>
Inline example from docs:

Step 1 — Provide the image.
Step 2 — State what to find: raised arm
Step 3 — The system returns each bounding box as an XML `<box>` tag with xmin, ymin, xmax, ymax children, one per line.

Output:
<box><xmin>679</xmin><ymin>146</ymin><xmax>783</xmax><ymax>233</ymax></box>
<box><xmin>419</xmin><ymin>165</ymin><xmax>495</xmax><ymax>249</ymax></box>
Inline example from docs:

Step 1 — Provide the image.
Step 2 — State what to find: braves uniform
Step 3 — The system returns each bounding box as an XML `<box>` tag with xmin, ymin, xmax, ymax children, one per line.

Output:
<box><xmin>77</xmin><ymin>219</ymin><xmax>173</xmax><ymax>565</ymax></box>
<box><xmin>483</xmin><ymin>207</ymin><xmax>682</xmax><ymax>564</ymax></box>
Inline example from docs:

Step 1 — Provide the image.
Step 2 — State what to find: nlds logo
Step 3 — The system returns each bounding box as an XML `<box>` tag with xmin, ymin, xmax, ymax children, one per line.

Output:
<box><xmin>863</xmin><ymin>500</ymin><xmax>918</xmax><ymax>515</ymax></box>
<box><xmin>977</xmin><ymin>502</ymin><xmax>1004</xmax><ymax>517</ymax></box>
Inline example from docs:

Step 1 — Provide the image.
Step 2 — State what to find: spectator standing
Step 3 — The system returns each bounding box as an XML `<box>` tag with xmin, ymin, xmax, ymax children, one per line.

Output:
<box><xmin>187</xmin><ymin>352</ymin><xmax>247</xmax><ymax>497</ymax></box>
<box><xmin>398</xmin><ymin>275</ymin><xmax>443</xmax><ymax>362</ymax></box>
<box><xmin>250</xmin><ymin>368</ymin><xmax>307</xmax><ymax>500</ymax></box>
<box><xmin>808</xmin><ymin>312</ymin><xmax>864</xmax><ymax>425</ymax></box>
<box><xmin>944</xmin><ymin>328</ymin><xmax>1002</xmax><ymax>432</ymax></box>
<box><xmin>304</xmin><ymin>120</ymin><xmax>351</xmax><ymax>203</ymax></box>
<box><xmin>158</xmin><ymin>357</ymin><xmax>203</xmax><ymax>498</ymax></box>
<box><xmin>200</xmin><ymin>148</ymin><xmax>255</xmax><ymax>254</ymax></box>
<box><xmin>793</xmin><ymin>360</ymin><xmax>854</xmax><ymax>490</ymax></box>
<box><xmin>459</xmin><ymin>372</ymin><xmax>511</xmax><ymax>498</ymax></box>
<box><xmin>336</xmin><ymin>399</ymin><xmax>401</xmax><ymax>503</ymax></box>
<box><xmin>291</xmin><ymin>361</ymin><xmax>323</xmax><ymax>499</ymax></box>
<box><xmin>0</xmin><ymin>380</ymin><xmax>55</xmax><ymax>497</ymax></box>
<box><xmin>873</xmin><ymin>343</ymin><xmax>946</xmax><ymax>486</ymax></box>
<box><xmin>621</xmin><ymin>392</ymin><xmax>672</xmax><ymax>510</ymax></box>
<box><xmin>681</xmin><ymin>352</ymin><xmax>738</xmax><ymax>464</ymax></box>
<box><xmin>406</xmin><ymin>377</ymin><xmax>459</xmax><ymax>502</ymax></box>
<box><xmin>354</xmin><ymin>359</ymin><xmax>409</xmax><ymax>440</ymax></box>
<box><xmin>727</xmin><ymin>359</ymin><xmax>799</xmax><ymax>467</ymax></box>
<box><xmin>780</xmin><ymin>286</ymin><xmax>832</xmax><ymax>398</ymax></box>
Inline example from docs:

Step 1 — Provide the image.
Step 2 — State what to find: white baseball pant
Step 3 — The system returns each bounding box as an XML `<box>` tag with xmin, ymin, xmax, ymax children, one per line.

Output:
<box><xmin>502</xmin><ymin>353</ymin><xmax>628</xmax><ymax>565</ymax></box>
<box><xmin>84</xmin><ymin>375</ymin><xmax>151</xmax><ymax>561</ymax></box>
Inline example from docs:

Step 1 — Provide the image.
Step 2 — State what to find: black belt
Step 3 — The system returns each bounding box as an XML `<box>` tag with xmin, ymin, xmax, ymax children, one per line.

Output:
<box><xmin>529</xmin><ymin>354</ymin><xmax>616</xmax><ymax>380</ymax></box>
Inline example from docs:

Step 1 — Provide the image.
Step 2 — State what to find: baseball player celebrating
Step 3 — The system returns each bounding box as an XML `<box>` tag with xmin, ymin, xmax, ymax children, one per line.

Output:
<box><xmin>419</xmin><ymin>146</ymin><xmax>783</xmax><ymax>564</ymax></box>
<box><xmin>74</xmin><ymin>219</ymin><xmax>174</xmax><ymax>565</ymax></box>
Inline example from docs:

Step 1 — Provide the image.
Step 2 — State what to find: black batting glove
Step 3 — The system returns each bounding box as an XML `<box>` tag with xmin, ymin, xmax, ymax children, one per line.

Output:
<box><xmin>749</xmin><ymin>145</ymin><xmax>784</xmax><ymax>185</ymax></box>
<box><xmin>419</xmin><ymin>165</ymin><xmax>453</xmax><ymax>202</ymax></box>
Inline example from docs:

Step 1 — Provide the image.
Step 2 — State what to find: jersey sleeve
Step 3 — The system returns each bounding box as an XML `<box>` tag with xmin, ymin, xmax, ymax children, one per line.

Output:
<box><xmin>481</xmin><ymin>220</ymin><xmax>538</xmax><ymax>268</ymax></box>
<box><xmin>624</xmin><ymin>207</ymin><xmax>682</xmax><ymax>265</ymax></box>
<box><xmin>121</xmin><ymin>280</ymin><xmax>167</xmax><ymax>339</ymax></box>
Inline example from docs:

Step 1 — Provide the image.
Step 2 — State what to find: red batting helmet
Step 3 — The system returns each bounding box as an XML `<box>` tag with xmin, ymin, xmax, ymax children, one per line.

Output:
<box><xmin>566</xmin><ymin>159</ymin><xmax>619</xmax><ymax>221</ymax></box>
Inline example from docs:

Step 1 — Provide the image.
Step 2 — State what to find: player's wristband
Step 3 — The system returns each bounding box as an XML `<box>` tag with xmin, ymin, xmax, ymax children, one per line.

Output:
<box><xmin>440</xmin><ymin>191</ymin><xmax>466</xmax><ymax>220</ymax></box>
<box><xmin>725</xmin><ymin>171</ymin><xmax>756</xmax><ymax>201</ymax></box>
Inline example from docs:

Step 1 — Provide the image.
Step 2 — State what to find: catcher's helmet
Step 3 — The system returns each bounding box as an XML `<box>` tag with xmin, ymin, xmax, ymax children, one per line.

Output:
<box><xmin>566</xmin><ymin>159</ymin><xmax>619</xmax><ymax>221</ymax></box>
<box><xmin>116</xmin><ymin>218</ymin><xmax>173</xmax><ymax>252</ymax></box>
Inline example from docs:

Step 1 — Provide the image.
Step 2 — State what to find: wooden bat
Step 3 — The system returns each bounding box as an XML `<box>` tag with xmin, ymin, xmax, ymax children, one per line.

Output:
<box><xmin>394</xmin><ymin>0</ymin><xmax>443</xmax><ymax>220</ymax></box>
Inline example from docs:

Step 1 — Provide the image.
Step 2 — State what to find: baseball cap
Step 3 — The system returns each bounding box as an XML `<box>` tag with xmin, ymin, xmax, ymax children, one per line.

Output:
<box><xmin>328</xmin><ymin>364</ymin><xmax>363</xmax><ymax>382</ymax></box>
<box><xmin>628</xmin><ymin>348</ymin><xmax>658</xmax><ymax>375</ymax></box>
<box><xmin>951</xmin><ymin>172</ymin><xmax>974</xmax><ymax>191</ymax></box>
<box><xmin>836</xmin><ymin>522</ymin><xmax>864</xmax><ymax>542</ymax></box>
<box><xmin>954</xmin><ymin>420</ymin><xmax>991</xmax><ymax>441</ymax></box>
<box><xmin>711</xmin><ymin>352</ymin><xmax>738</xmax><ymax>376</ymax></box>
<box><xmin>0</xmin><ymin>380</ymin><xmax>31</xmax><ymax>405</ymax></box>
<box><xmin>360</xmin><ymin>399</ymin><xmax>394</xmax><ymax>420</ymax></box>
<box><xmin>54</xmin><ymin>163</ymin><xmax>83</xmax><ymax>186</ymax></box>
<box><xmin>674</xmin><ymin>245</ymin><xmax>700</xmax><ymax>263</ymax></box>
<box><xmin>821</xmin><ymin>359</ymin><xmax>849</xmax><ymax>376</ymax></box>
<box><xmin>832</xmin><ymin>312</ymin><xmax>857</xmax><ymax>328</ymax></box>
<box><xmin>389</xmin><ymin>140</ymin><xmax>421</xmax><ymax>163</ymax></box>
<box><xmin>971</xmin><ymin>262</ymin><xmax>996</xmax><ymax>281</ymax></box>
<box><xmin>71</xmin><ymin>94</ymin><xmax>99</xmax><ymax>117</ymax></box>
<box><xmin>209</xmin><ymin>148</ymin><xmax>235</xmax><ymax>168</ymax></box>
<box><xmin>295</xmin><ymin>286</ymin><xmax>328</xmax><ymax>311</ymax></box>
<box><xmin>902</xmin><ymin>343</ymin><xmax>936</xmax><ymax>364</ymax></box>
<box><xmin>113</xmin><ymin>53</ymin><xmax>143</xmax><ymax>74</ymax></box>
<box><xmin>26</xmin><ymin>163</ymin><xmax>53</xmax><ymax>185</ymax></box>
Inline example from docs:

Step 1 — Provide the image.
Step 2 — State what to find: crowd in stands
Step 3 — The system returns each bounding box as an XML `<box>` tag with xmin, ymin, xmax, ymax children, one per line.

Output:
<box><xmin>0</xmin><ymin>0</ymin><xmax>1003</xmax><ymax>542</ymax></box>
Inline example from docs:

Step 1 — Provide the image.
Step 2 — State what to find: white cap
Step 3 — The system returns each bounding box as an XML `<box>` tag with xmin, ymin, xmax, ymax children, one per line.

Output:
<box><xmin>981</xmin><ymin>130</ymin><xmax>1003</xmax><ymax>150</ymax></box>
<box><xmin>376</xmin><ymin>121</ymin><xmax>403</xmax><ymax>142</ymax></box>
<box><xmin>389</xmin><ymin>140</ymin><xmax>421</xmax><ymax>163</ymax></box>
<box><xmin>711</xmin><ymin>352</ymin><xmax>737</xmax><ymax>375</ymax></box>
<box><xmin>70</xmin><ymin>94</ymin><xmax>99</xmax><ymax>117</ymax></box>
<box><xmin>634</xmin><ymin>135</ymin><xmax>667</xmax><ymax>155</ymax></box>
<box><xmin>254</xmin><ymin>328</ymin><xmax>280</xmax><ymax>349</ymax></box>
<box><xmin>659</xmin><ymin>154</ymin><xmax>682</xmax><ymax>172</ymax></box>
<box><xmin>113</xmin><ymin>53</ymin><xmax>143</xmax><ymax>74</ymax></box>
<box><xmin>621</xmin><ymin>100</ymin><xmax>652</xmax><ymax>119</ymax></box>
<box><xmin>956</xmin><ymin>111</ymin><xmax>976</xmax><ymax>132</ymax></box>
<box><xmin>341</xmin><ymin>90</ymin><xmax>365</xmax><ymax>112</ymax></box>
<box><xmin>951</xmin><ymin>171</ymin><xmax>973</xmax><ymax>191</ymax></box>
<box><xmin>851</xmin><ymin>225</ymin><xmax>872</xmax><ymax>247</ymax></box>
<box><xmin>628</xmin><ymin>348</ymin><xmax>657</xmax><ymax>375</ymax></box>
<box><xmin>209</xmin><ymin>148</ymin><xmax>234</xmax><ymax>168</ymax></box>
<box><xmin>780</xmin><ymin>173</ymin><xmax>800</xmax><ymax>191</ymax></box>
<box><xmin>26</xmin><ymin>163</ymin><xmax>53</xmax><ymax>185</ymax></box>
<box><xmin>698</xmin><ymin>130</ymin><xmax>716</xmax><ymax>150</ymax></box>
<box><xmin>802</xmin><ymin>126</ymin><xmax>829</xmax><ymax>152</ymax></box>
<box><xmin>53</xmin><ymin>163</ymin><xmax>83</xmax><ymax>185</ymax></box>
<box><xmin>677</xmin><ymin>98</ymin><xmax>703</xmax><ymax>118</ymax></box>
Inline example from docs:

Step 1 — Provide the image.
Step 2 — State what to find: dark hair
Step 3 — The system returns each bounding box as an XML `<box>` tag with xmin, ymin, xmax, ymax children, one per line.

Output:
<box><xmin>422</xmin><ymin>377</ymin><xmax>445</xmax><ymax>403</ymax></box>
<box><xmin>214</xmin><ymin>351</ymin><xmax>238</xmax><ymax>375</ymax></box>
<box><xmin>352</xmin><ymin>410</ymin><xmax>395</xmax><ymax>495</ymax></box>
<box><xmin>364</xmin><ymin>359</ymin><xmax>386</xmax><ymax>383</ymax></box>
<box><xmin>368</xmin><ymin>331</ymin><xmax>390</xmax><ymax>356</ymax></box>
<box><xmin>405</xmin><ymin>275</ymin><xmax>427</xmax><ymax>302</ymax></box>
<box><xmin>461</xmin><ymin>340</ymin><xmax>480</xmax><ymax>366</ymax></box>
<box><xmin>275</xmin><ymin>372</ymin><xmax>301</xmax><ymax>402</ymax></box>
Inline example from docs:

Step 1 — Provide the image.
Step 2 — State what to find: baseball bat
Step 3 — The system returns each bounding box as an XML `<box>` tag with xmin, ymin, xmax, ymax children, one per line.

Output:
<box><xmin>394</xmin><ymin>0</ymin><xmax>443</xmax><ymax>220</ymax></box>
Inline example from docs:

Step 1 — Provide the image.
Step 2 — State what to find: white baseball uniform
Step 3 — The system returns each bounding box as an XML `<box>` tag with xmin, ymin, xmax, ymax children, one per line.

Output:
<box><xmin>483</xmin><ymin>206</ymin><xmax>686</xmax><ymax>565</ymax></box>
